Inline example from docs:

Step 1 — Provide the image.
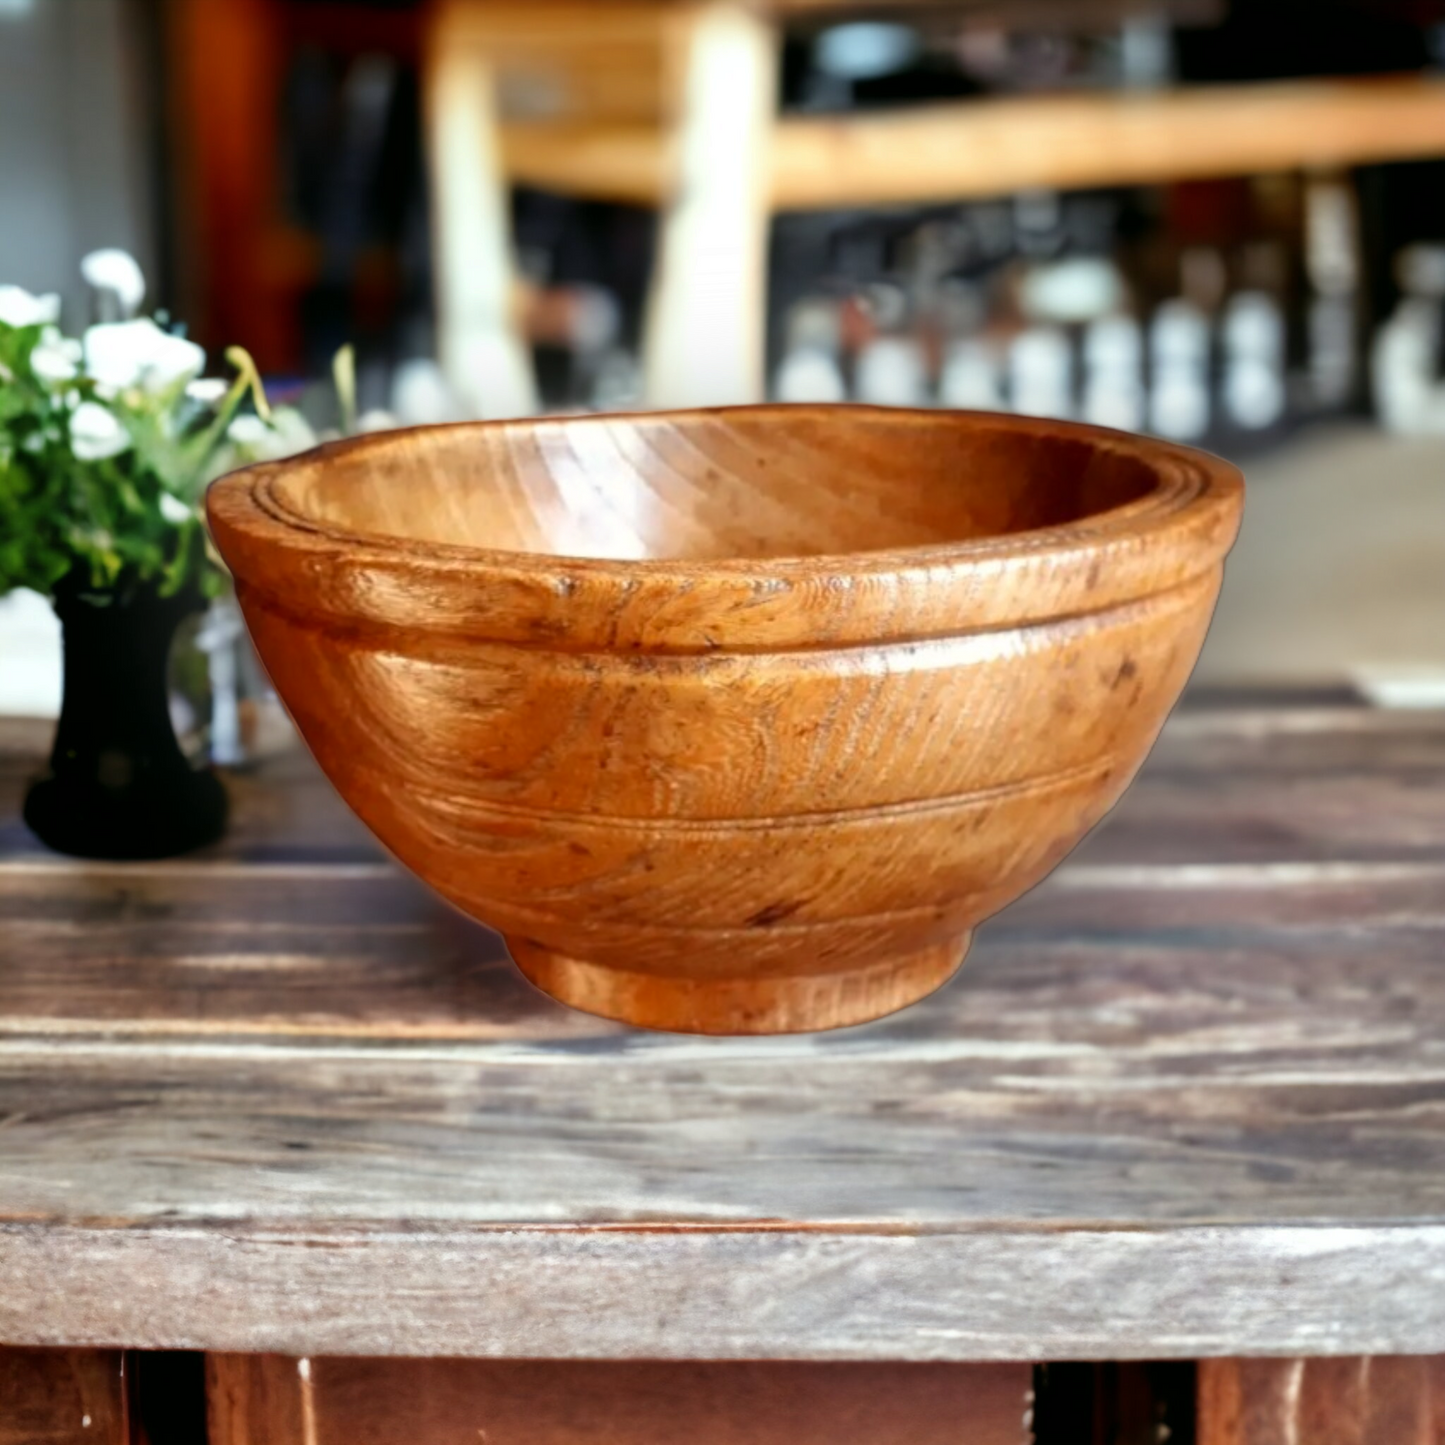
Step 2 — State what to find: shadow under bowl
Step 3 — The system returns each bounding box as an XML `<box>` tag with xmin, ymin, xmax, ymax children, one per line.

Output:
<box><xmin>207</xmin><ymin>405</ymin><xmax>1243</xmax><ymax>1034</ymax></box>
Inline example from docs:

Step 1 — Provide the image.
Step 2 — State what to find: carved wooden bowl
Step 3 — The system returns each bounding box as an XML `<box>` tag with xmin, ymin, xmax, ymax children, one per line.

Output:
<box><xmin>208</xmin><ymin>407</ymin><xmax>1242</xmax><ymax>1034</ymax></box>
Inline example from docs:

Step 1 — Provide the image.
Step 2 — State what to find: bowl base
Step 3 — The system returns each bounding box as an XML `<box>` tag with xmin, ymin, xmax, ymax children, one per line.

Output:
<box><xmin>506</xmin><ymin>935</ymin><xmax>972</xmax><ymax>1035</ymax></box>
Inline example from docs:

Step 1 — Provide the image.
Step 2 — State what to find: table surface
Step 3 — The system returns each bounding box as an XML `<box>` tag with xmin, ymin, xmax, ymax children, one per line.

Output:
<box><xmin>2</xmin><ymin>698</ymin><xmax>1444</xmax><ymax>1362</ymax></box>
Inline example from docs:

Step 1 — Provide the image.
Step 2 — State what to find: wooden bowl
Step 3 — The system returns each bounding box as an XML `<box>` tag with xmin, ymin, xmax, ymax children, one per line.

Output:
<box><xmin>207</xmin><ymin>407</ymin><xmax>1242</xmax><ymax>1034</ymax></box>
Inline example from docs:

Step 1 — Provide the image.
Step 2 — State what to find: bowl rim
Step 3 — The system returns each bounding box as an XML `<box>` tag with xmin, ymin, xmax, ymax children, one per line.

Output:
<box><xmin>213</xmin><ymin>405</ymin><xmax>1238</xmax><ymax>570</ymax></box>
<box><xmin>206</xmin><ymin>405</ymin><xmax>1244</xmax><ymax>652</ymax></box>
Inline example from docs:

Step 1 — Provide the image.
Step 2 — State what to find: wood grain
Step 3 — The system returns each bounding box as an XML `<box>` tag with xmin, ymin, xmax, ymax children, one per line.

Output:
<box><xmin>206</xmin><ymin>1353</ymin><xmax>310</xmax><ymax>1445</ymax></box>
<box><xmin>10</xmin><ymin>701</ymin><xmax>1443</xmax><ymax>869</ymax></box>
<box><xmin>0</xmin><ymin>1350</ymin><xmax>128</xmax><ymax>1445</ymax></box>
<box><xmin>3</xmin><ymin>703</ymin><xmax>1445</xmax><ymax>1358</ymax></box>
<box><xmin>4</xmin><ymin>857</ymin><xmax>1445</xmax><ymax>1223</ymax></box>
<box><xmin>1198</xmin><ymin>1357</ymin><xmax>1445</xmax><ymax>1445</ymax></box>
<box><xmin>9</xmin><ymin>1223</ymin><xmax>1445</xmax><ymax>1363</ymax></box>
<box><xmin>1073</xmin><ymin>706</ymin><xmax>1445</xmax><ymax>865</ymax></box>
<box><xmin>207</xmin><ymin>408</ymin><xmax>1241</xmax><ymax>1032</ymax></box>
<box><xmin>207</xmin><ymin>1356</ymin><xmax>1029</xmax><ymax>1445</ymax></box>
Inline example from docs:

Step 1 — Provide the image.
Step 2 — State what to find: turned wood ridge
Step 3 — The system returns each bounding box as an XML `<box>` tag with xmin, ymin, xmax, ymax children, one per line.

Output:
<box><xmin>208</xmin><ymin>406</ymin><xmax>1242</xmax><ymax>1033</ymax></box>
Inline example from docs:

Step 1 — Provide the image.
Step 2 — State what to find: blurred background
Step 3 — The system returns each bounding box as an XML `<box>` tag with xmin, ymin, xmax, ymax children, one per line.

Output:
<box><xmin>2</xmin><ymin>0</ymin><xmax>1444</xmax><ymax>726</ymax></box>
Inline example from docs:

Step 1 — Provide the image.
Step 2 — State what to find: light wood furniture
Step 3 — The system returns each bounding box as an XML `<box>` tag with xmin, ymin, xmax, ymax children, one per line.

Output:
<box><xmin>424</xmin><ymin>0</ymin><xmax>782</xmax><ymax>411</ymax></box>
<box><xmin>495</xmin><ymin>71</ymin><xmax>1445</xmax><ymax>211</ymax></box>
<box><xmin>424</xmin><ymin>0</ymin><xmax>1445</xmax><ymax>407</ymax></box>
<box><xmin>207</xmin><ymin>411</ymin><xmax>1242</xmax><ymax>1033</ymax></box>
<box><xmin>1</xmin><ymin>693</ymin><xmax>1445</xmax><ymax>1440</ymax></box>
<box><xmin>768</xmin><ymin>73</ymin><xmax>1445</xmax><ymax>208</ymax></box>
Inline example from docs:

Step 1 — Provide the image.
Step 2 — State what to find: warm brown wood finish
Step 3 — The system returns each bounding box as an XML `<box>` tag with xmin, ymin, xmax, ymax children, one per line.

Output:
<box><xmin>207</xmin><ymin>407</ymin><xmax>1242</xmax><ymax>1034</ymax></box>
<box><xmin>0</xmin><ymin>1350</ymin><xmax>128</xmax><ymax>1445</ymax></box>
<box><xmin>206</xmin><ymin>1355</ymin><xmax>1029</xmax><ymax>1445</ymax></box>
<box><xmin>2</xmin><ymin>701</ymin><xmax>1444</xmax><ymax>1359</ymax></box>
<box><xmin>1198</xmin><ymin>1357</ymin><xmax>1445</xmax><ymax>1445</ymax></box>
<box><xmin>206</xmin><ymin>1354</ymin><xmax>310</xmax><ymax>1445</ymax></box>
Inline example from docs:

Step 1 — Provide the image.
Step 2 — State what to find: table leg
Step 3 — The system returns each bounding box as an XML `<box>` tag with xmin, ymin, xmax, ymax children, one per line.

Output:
<box><xmin>424</xmin><ymin>10</ymin><xmax>539</xmax><ymax>419</ymax></box>
<box><xmin>642</xmin><ymin>3</ymin><xmax>776</xmax><ymax>409</ymax></box>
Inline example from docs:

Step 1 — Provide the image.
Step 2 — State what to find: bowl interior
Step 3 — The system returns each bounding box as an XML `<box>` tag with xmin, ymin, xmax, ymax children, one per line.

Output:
<box><xmin>271</xmin><ymin>409</ymin><xmax>1160</xmax><ymax>563</ymax></box>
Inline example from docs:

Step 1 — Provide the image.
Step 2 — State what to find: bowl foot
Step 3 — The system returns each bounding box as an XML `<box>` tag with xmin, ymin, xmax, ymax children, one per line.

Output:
<box><xmin>506</xmin><ymin>935</ymin><xmax>971</xmax><ymax>1035</ymax></box>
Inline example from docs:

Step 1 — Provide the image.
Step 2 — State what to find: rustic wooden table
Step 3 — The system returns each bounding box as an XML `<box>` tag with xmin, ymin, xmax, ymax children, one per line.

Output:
<box><xmin>2</xmin><ymin>698</ymin><xmax>1443</xmax><ymax>1443</ymax></box>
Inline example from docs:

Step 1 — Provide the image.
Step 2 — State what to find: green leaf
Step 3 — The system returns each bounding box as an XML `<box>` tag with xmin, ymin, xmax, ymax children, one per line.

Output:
<box><xmin>333</xmin><ymin>344</ymin><xmax>357</xmax><ymax>436</ymax></box>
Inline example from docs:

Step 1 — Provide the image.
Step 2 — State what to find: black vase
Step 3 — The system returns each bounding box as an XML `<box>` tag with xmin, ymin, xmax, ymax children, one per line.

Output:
<box><xmin>23</xmin><ymin>570</ymin><xmax>228</xmax><ymax>859</ymax></box>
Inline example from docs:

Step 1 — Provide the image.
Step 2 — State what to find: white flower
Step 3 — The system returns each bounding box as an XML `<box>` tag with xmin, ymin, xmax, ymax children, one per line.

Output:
<box><xmin>84</xmin><ymin>318</ymin><xmax>205</xmax><ymax>394</ymax></box>
<box><xmin>30</xmin><ymin>332</ymin><xmax>82</xmax><ymax>385</ymax></box>
<box><xmin>391</xmin><ymin>357</ymin><xmax>460</xmax><ymax>425</ymax></box>
<box><xmin>79</xmin><ymin>249</ymin><xmax>146</xmax><ymax>318</ymax></box>
<box><xmin>227</xmin><ymin>414</ymin><xmax>272</xmax><ymax>448</ymax></box>
<box><xmin>227</xmin><ymin>407</ymin><xmax>318</xmax><ymax>461</ymax></box>
<box><xmin>0</xmin><ymin>285</ymin><xmax>61</xmax><ymax>329</ymax></box>
<box><xmin>269</xmin><ymin>406</ymin><xmax>318</xmax><ymax>452</ymax></box>
<box><xmin>185</xmin><ymin>377</ymin><xmax>228</xmax><ymax>405</ymax></box>
<box><xmin>70</xmin><ymin>401</ymin><xmax>131</xmax><ymax>461</ymax></box>
<box><xmin>158</xmin><ymin>492</ymin><xmax>192</xmax><ymax>525</ymax></box>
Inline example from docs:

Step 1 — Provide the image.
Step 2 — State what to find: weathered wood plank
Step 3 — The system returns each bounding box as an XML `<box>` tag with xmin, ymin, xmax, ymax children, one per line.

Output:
<box><xmin>0</xmin><ymin>863</ymin><xmax>585</xmax><ymax>1039</ymax></box>
<box><xmin>207</xmin><ymin>1355</ymin><xmax>1029</xmax><ymax>1445</ymax></box>
<box><xmin>6</xmin><ymin>1224</ymin><xmax>1445</xmax><ymax>1361</ymax></box>
<box><xmin>1077</xmin><ymin>706</ymin><xmax>1445</xmax><ymax>865</ymax></box>
<box><xmin>0</xmin><ymin>704</ymin><xmax>1442</xmax><ymax>1357</ymax></box>
<box><xmin>0</xmin><ymin>718</ymin><xmax>374</xmax><ymax>865</ymax></box>
<box><xmin>2</xmin><ymin>855</ymin><xmax>1442</xmax><ymax>1038</ymax></box>
<box><xmin>0</xmin><ymin>1349</ymin><xmax>128</xmax><ymax>1445</ymax></box>
<box><xmin>2</xmin><ymin>879</ymin><xmax>1445</xmax><ymax>1229</ymax></box>
<box><xmin>7</xmin><ymin>705</ymin><xmax>1445</xmax><ymax>870</ymax></box>
<box><xmin>0</xmin><ymin>855</ymin><xmax>1443</xmax><ymax>1231</ymax></box>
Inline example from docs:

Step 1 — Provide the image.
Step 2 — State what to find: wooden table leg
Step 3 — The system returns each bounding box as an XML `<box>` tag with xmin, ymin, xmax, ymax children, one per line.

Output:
<box><xmin>424</xmin><ymin>6</ymin><xmax>539</xmax><ymax>419</ymax></box>
<box><xmin>642</xmin><ymin>2</ymin><xmax>776</xmax><ymax>409</ymax></box>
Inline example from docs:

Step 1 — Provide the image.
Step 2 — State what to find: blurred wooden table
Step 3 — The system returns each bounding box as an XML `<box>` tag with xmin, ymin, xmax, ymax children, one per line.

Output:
<box><xmin>423</xmin><ymin>0</ymin><xmax>1445</xmax><ymax>411</ymax></box>
<box><xmin>2</xmin><ymin>698</ymin><xmax>1445</xmax><ymax>1442</ymax></box>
